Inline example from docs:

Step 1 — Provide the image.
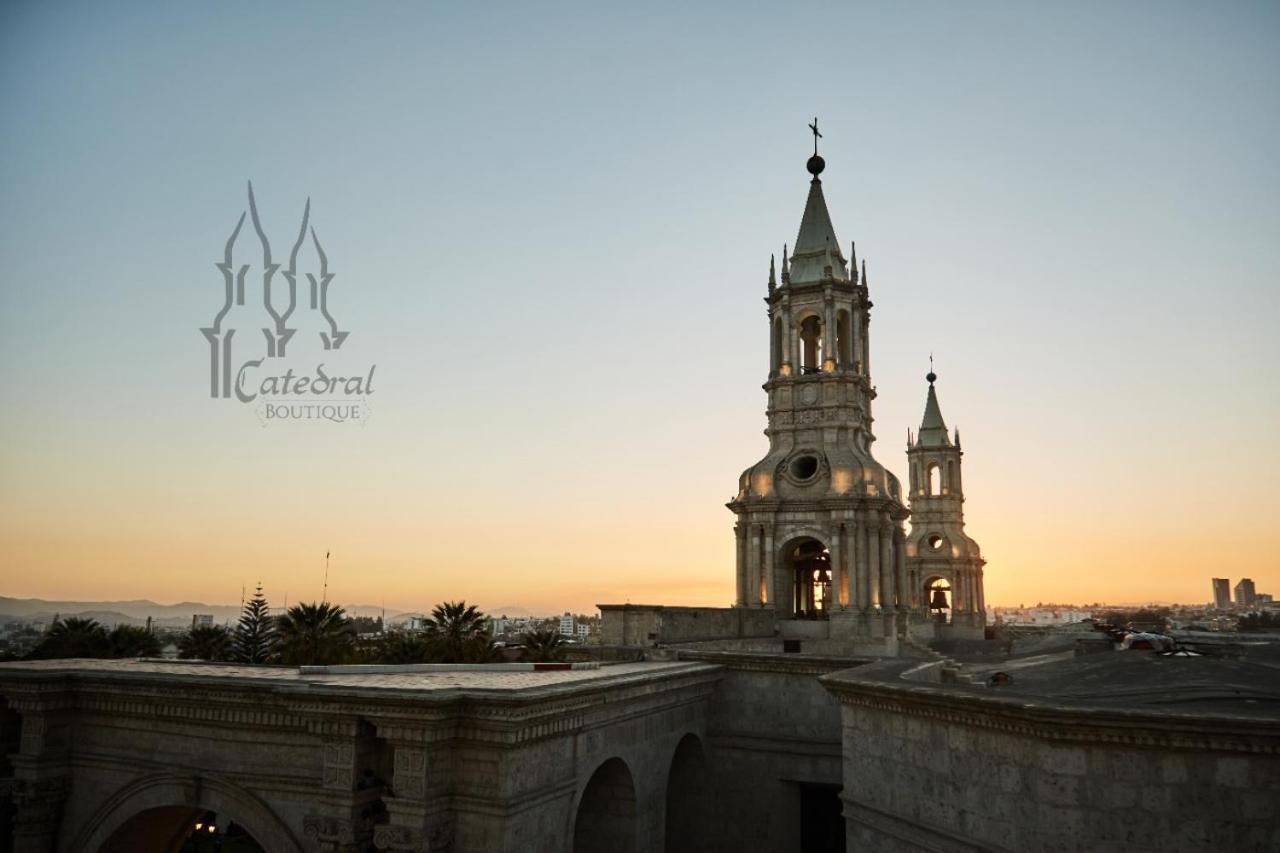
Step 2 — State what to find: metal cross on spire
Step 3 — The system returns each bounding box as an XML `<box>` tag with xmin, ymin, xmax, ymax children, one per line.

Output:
<box><xmin>809</xmin><ymin>117</ymin><xmax>822</xmax><ymax>156</ymax></box>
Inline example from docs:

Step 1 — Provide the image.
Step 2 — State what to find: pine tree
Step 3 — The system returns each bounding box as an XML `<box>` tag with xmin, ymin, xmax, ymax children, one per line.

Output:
<box><xmin>234</xmin><ymin>583</ymin><xmax>276</xmax><ymax>664</ymax></box>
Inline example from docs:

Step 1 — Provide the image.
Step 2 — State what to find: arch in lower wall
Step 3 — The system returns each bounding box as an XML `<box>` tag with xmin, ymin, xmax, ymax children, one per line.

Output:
<box><xmin>71</xmin><ymin>772</ymin><xmax>303</xmax><ymax>853</ymax></box>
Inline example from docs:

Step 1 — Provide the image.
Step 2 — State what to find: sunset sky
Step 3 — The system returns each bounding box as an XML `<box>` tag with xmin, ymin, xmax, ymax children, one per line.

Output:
<box><xmin>1</xmin><ymin>1</ymin><xmax>1277</xmax><ymax>615</ymax></box>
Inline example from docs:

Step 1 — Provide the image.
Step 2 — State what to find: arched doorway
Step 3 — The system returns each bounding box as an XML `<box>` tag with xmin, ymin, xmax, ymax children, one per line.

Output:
<box><xmin>784</xmin><ymin>538</ymin><xmax>831</xmax><ymax>618</ymax></box>
<box><xmin>926</xmin><ymin>577</ymin><xmax>952</xmax><ymax>624</ymax></box>
<box><xmin>573</xmin><ymin>758</ymin><xmax>637</xmax><ymax>853</ymax></box>
<box><xmin>72</xmin><ymin>774</ymin><xmax>304</xmax><ymax>853</ymax></box>
<box><xmin>100</xmin><ymin>807</ymin><xmax>266</xmax><ymax>853</ymax></box>
<box><xmin>665</xmin><ymin>734</ymin><xmax>711</xmax><ymax>853</ymax></box>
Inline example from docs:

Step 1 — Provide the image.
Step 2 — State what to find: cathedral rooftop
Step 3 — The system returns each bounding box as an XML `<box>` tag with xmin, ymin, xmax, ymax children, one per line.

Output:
<box><xmin>0</xmin><ymin>658</ymin><xmax>716</xmax><ymax>700</ymax></box>
<box><xmin>825</xmin><ymin>644</ymin><xmax>1280</xmax><ymax>722</ymax></box>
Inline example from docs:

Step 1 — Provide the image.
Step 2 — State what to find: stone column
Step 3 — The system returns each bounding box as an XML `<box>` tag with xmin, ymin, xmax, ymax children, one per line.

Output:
<box><xmin>822</xmin><ymin>294</ymin><xmax>835</xmax><ymax>371</ymax></box>
<box><xmin>894</xmin><ymin>527</ymin><xmax>907</xmax><ymax>609</ymax></box>
<box><xmin>953</xmin><ymin>568</ymin><xmax>967</xmax><ymax>614</ymax></box>
<box><xmin>790</xmin><ymin>314</ymin><xmax>800</xmax><ymax>373</ymax></box>
<box><xmin>867</xmin><ymin>521</ymin><xmax>881</xmax><ymax>608</ymax></box>
<box><xmin>373</xmin><ymin>726</ymin><xmax>434</xmax><ymax>853</ymax></box>
<box><xmin>860</xmin><ymin>514</ymin><xmax>870</xmax><ymax>607</ymax></box>
<box><xmin>763</xmin><ymin>527</ymin><xmax>776</xmax><ymax>609</ymax></box>
<box><xmin>782</xmin><ymin>301</ymin><xmax>794</xmax><ymax>374</ymax></box>
<box><xmin>9</xmin><ymin>777</ymin><xmax>68</xmax><ymax>853</ymax></box>
<box><xmin>747</xmin><ymin>525</ymin><xmax>761</xmax><ymax>606</ymax></box>
<box><xmin>829</xmin><ymin>523</ymin><xmax>844</xmax><ymax>608</ymax></box>
<box><xmin>735</xmin><ymin>524</ymin><xmax>747</xmax><ymax>607</ymax></box>
<box><xmin>977</xmin><ymin>567</ymin><xmax>986</xmax><ymax>619</ymax></box>
<box><xmin>861</xmin><ymin>315</ymin><xmax>871</xmax><ymax>378</ymax></box>
<box><xmin>879</xmin><ymin>519</ymin><xmax>894</xmax><ymax>608</ymax></box>
<box><xmin>852</xmin><ymin>308</ymin><xmax>862</xmax><ymax>374</ymax></box>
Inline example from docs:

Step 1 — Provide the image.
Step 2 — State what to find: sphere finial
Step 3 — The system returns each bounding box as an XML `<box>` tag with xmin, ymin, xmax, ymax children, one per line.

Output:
<box><xmin>927</xmin><ymin>353</ymin><xmax>936</xmax><ymax>384</ymax></box>
<box><xmin>807</xmin><ymin>117</ymin><xmax>825</xmax><ymax>177</ymax></box>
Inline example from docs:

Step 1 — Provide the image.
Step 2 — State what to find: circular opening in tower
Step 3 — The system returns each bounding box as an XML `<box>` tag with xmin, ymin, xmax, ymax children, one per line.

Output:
<box><xmin>790</xmin><ymin>455</ymin><xmax>820</xmax><ymax>481</ymax></box>
<box><xmin>928</xmin><ymin>534</ymin><xmax>944</xmax><ymax>552</ymax></box>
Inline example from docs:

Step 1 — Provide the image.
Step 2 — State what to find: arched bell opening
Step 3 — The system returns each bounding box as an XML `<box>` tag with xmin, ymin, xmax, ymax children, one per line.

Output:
<box><xmin>925</xmin><ymin>577</ymin><xmax>953</xmax><ymax>625</ymax></box>
<box><xmin>784</xmin><ymin>538</ymin><xmax>831</xmax><ymax>619</ymax></box>
<box><xmin>798</xmin><ymin>315</ymin><xmax>823</xmax><ymax>374</ymax></box>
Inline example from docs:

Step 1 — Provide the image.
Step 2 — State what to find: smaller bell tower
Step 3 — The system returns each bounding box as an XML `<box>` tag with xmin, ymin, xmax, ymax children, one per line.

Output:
<box><xmin>905</xmin><ymin>367</ymin><xmax>986</xmax><ymax>639</ymax></box>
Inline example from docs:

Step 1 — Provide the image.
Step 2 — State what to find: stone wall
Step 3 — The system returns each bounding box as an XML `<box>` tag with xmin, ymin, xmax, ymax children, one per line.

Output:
<box><xmin>679</xmin><ymin>651</ymin><xmax>866</xmax><ymax>853</ymax></box>
<box><xmin>824</xmin><ymin>663</ymin><xmax>1280</xmax><ymax>852</ymax></box>
<box><xmin>599</xmin><ymin>605</ymin><xmax>776</xmax><ymax>646</ymax></box>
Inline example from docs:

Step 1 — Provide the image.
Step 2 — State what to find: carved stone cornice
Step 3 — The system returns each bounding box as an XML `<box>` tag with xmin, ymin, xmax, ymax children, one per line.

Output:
<box><xmin>73</xmin><ymin>688</ymin><xmax>306</xmax><ymax>732</ymax></box>
<box><xmin>822</xmin><ymin>667</ymin><xmax>1280</xmax><ymax>756</ymax></box>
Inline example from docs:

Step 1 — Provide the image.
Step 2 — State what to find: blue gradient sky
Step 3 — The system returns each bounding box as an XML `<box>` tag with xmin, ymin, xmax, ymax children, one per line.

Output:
<box><xmin>1</xmin><ymin>1</ymin><xmax>1277</xmax><ymax>613</ymax></box>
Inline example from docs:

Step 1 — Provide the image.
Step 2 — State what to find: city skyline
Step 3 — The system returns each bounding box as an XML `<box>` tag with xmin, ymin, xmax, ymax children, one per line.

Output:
<box><xmin>2</xmin><ymin>2</ymin><xmax>1278</xmax><ymax>614</ymax></box>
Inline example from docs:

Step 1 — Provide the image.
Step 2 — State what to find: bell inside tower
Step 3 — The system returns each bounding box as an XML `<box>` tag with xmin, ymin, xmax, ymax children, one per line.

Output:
<box><xmin>926</xmin><ymin>578</ymin><xmax>952</xmax><ymax>624</ymax></box>
<box><xmin>787</xmin><ymin>539</ymin><xmax>831</xmax><ymax>619</ymax></box>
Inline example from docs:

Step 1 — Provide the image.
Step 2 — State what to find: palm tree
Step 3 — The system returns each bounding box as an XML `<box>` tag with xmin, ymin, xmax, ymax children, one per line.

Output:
<box><xmin>520</xmin><ymin>627</ymin><xmax>566</xmax><ymax>662</ymax></box>
<box><xmin>178</xmin><ymin>625</ymin><xmax>234</xmax><ymax>661</ymax></box>
<box><xmin>274</xmin><ymin>602</ymin><xmax>354</xmax><ymax>666</ymax></box>
<box><xmin>27</xmin><ymin>617</ymin><xmax>108</xmax><ymax>659</ymax></box>
<box><xmin>461</xmin><ymin>634</ymin><xmax>502</xmax><ymax>664</ymax></box>
<box><xmin>106</xmin><ymin>624</ymin><xmax>162</xmax><ymax>658</ymax></box>
<box><xmin>423</xmin><ymin>601</ymin><xmax>488</xmax><ymax>663</ymax></box>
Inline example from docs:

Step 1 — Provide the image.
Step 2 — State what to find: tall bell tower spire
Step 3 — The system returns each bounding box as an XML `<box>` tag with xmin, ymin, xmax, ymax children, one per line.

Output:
<box><xmin>905</xmin><ymin>367</ymin><xmax>986</xmax><ymax>638</ymax></box>
<box><xmin>727</xmin><ymin>125</ymin><xmax>910</xmax><ymax>654</ymax></box>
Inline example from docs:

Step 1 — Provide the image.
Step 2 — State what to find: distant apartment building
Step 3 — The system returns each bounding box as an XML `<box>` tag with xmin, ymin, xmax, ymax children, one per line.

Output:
<box><xmin>1234</xmin><ymin>578</ymin><xmax>1256</xmax><ymax>607</ymax></box>
<box><xmin>191</xmin><ymin>614</ymin><xmax>214</xmax><ymax>629</ymax></box>
<box><xmin>996</xmin><ymin>608</ymin><xmax>1093</xmax><ymax>626</ymax></box>
<box><xmin>559</xmin><ymin>613</ymin><xmax>575</xmax><ymax>637</ymax></box>
<box><xmin>1212</xmin><ymin>578</ymin><xmax>1231</xmax><ymax>610</ymax></box>
<box><xmin>576</xmin><ymin>623</ymin><xmax>591</xmax><ymax>642</ymax></box>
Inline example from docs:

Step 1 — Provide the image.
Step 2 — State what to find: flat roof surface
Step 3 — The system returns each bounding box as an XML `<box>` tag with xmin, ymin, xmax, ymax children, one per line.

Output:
<box><xmin>0</xmin><ymin>658</ymin><xmax>713</xmax><ymax>697</ymax></box>
<box><xmin>969</xmin><ymin>648</ymin><xmax>1280</xmax><ymax>717</ymax></box>
<box><xmin>834</xmin><ymin>645</ymin><xmax>1280</xmax><ymax>721</ymax></box>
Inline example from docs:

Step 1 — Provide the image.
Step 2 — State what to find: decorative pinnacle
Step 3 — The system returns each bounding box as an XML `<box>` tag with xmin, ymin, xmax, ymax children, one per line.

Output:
<box><xmin>806</xmin><ymin>117</ymin><xmax>825</xmax><ymax>177</ymax></box>
<box><xmin>768</xmin><ymin>254</ymin><xmax>776</xmax><ymax>290</ymax></box>
<box><xmin>851</xmin><ymin>241</ymin><xmax>858</xmax><ymax>283</ymax></box>
<box><xmin>781</xmin><ymin>244</ymin><xmax>790</xmax><ymax>281</ymax></box>
<box><xmin>861</xmin><ymin>258</ymin><xmax>867</xmax><ymax>287</ymax></box>
<box><xmin>927</xmin><ymin>353</ymin><xmax>936</xmax><ymax>384</ymax></box>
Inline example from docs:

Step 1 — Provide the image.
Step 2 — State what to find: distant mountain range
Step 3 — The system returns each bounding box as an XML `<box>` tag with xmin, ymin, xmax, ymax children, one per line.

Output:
<box><xmin>0</xmin><ymin>596</ymin><xmax>547</xmax><ymax>630</ymax></box>
<box><xmin>0</xmin><ymin>596</ymin><xmax>409</xmax><ymax>629</ymax></box>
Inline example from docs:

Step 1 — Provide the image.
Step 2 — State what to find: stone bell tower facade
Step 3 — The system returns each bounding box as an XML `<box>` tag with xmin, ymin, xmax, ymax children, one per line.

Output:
<box><xmin>727</xmin><ymin>134</ymin><xmax>911</xmax><ymax>652</ymax></box>
<box><xmin>905</xmin><ymin>370</ymin><xmax>986</xmax><ymax>639</ymax></box>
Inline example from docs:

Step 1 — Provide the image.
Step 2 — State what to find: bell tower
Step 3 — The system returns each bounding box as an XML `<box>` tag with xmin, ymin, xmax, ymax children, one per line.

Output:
<box><xmin>905</xmin><ymin>368</ymin><xmax>986</xmax><ymax>638</ymax></box>
<box><xmin>727</xmin><ymin>125</ymin><xmax>910</xmax><ymax>650</ymax></box>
